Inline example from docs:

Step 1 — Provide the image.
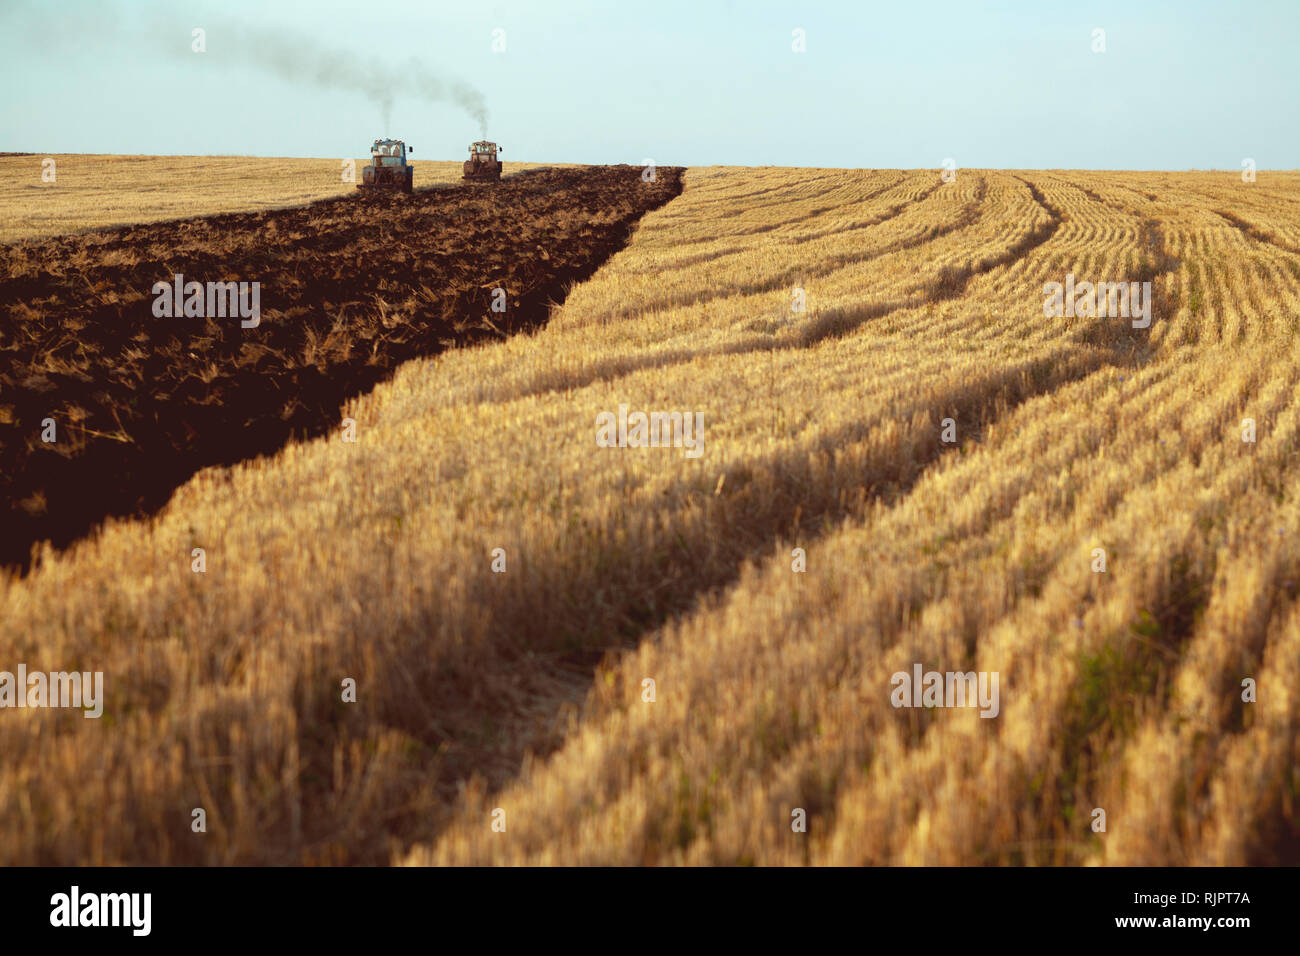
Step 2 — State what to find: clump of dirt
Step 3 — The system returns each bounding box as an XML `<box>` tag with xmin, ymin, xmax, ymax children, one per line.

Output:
<box><xmin>0</xmin><ymin>165</ymin><xmax>684</xmax><ymax>572</ymax></box>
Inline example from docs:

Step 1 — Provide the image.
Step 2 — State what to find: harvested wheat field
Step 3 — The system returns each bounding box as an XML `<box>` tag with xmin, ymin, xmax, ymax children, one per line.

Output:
<box><xmin>1</xmin><ymin>164</ymin><xmax>1298</xmax><ymax>867</ymax></box>
<box><xmin>0</xmin><ymin>154</ymin><xmax>561</xmax><ymax>243</ymax></box>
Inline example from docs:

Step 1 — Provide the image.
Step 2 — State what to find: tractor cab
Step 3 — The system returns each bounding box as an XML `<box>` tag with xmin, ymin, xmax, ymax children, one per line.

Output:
<box><xmin>371</xmin><ymin>140</ymin><xmax>409</xmax><ymax>166</ymax></box>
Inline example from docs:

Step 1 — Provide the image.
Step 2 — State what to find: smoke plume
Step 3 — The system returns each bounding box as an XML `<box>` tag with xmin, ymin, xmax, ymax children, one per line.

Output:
<box><xmin>227</xmin><ymin>24</ymin><xmax>489</xmax><ymax>137</ymax></box>
<box><xmin>0</xmin><ymin>2</ymin><xmax>490</xmax><ymax>138</ymax></box>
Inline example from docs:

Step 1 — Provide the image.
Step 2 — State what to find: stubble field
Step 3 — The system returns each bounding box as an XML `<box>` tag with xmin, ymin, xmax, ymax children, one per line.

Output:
<box><xmin>0</xmin><ymin>154</ymin><xmax>561</xmax><ymax>242</ymax></box>
<box><xmin>1</xmin><ymin>159</ymin><xmax>1297</xmax><ymax>866</ymax></box>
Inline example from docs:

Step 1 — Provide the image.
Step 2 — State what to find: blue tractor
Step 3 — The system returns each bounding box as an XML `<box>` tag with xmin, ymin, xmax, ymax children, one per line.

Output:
<box><xmin>359</xmin><ymin>139</ymin><xmax>414</xmax><ymax>194</ymax></box>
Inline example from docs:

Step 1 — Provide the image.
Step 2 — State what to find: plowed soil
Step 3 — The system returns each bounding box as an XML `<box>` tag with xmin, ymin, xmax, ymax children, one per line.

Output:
<box><xmin>0</xmin><ymin>165</ymin><xmax>684</xmax><ymax>572</ymax></box>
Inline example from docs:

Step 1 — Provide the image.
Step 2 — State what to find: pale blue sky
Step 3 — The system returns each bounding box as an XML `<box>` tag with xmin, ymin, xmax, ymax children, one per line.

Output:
<box><xmin>2</xmin><ymin>0</ymin><xmax>1296</xmax><ymax>167</ymax></box>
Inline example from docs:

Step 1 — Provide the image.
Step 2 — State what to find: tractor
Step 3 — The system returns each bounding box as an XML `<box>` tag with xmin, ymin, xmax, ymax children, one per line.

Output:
<box><xmin>358</xmin><ymin>139</ymin><xmax>414</xmax><ymax>194</ymax></box>
<box><xmin>463</xmin><ymin>141</ymin><xmax>502</xmax><ymax>182</ymax></box>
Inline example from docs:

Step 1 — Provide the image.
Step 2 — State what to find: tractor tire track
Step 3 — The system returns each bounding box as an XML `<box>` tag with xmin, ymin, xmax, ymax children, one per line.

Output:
<box><xmin>1215</xmin><ymin>209</ymin><xmax>1300</xmax><ymax>257</ymax></box>
<box><xmin>625</xmin><ymin>177</ymin><xmax>970</xmax><ymax>317</ymax></box>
